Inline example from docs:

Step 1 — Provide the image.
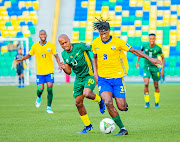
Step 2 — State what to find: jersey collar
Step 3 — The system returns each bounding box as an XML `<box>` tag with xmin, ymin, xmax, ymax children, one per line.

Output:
<box><xmin>101</xmin><ymin>35</ymin><xmax>112</xmax><ymax>44</ymax></box>
<box><xmin>39</xmin><ymin>41</ymin><xmax>47</xmax><ymax>46</ymax></box>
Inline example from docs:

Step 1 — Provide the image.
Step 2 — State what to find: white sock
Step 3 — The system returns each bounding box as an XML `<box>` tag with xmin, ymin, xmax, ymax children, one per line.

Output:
<box><xmin>121</xmin><ymin>127</ymin><xmax>126</xmax><ymax>130</ymax></box>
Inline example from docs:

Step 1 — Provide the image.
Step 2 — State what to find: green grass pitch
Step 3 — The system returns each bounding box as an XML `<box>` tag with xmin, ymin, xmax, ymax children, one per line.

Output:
<box><xmin>0</xmin><ymin>83</ymin><xmax>180</xmax><ymax>142</ymax></box>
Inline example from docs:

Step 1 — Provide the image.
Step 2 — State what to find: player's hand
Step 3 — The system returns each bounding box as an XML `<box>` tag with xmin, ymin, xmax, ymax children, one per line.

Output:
<box><xmin>160</xmin><ymin>69</ymin><xmax>164</xmax><ymax>78</ymax></box>
<box><xmin>60</xmin><ymin>62</ymin><xmax>66</xmax><ymax>70</ymax></box>
<box><xmin>94</xmin><ymin>74</ymin><xmax>98</xmax><ymax>85</ymax></box>
<box><xmin>136</xmin><ymin>63</ymin><xmax>139</xmax><ymax>69</ymax></box>
<box><xmin>16</xmin><ymin>59</ymin><xmax>23</xmax><ymax>64</ymax></box>
<box><xmin>149</xmin><ymin>58</ymin><xmax>162</xmax><ymax>67</ymax></box>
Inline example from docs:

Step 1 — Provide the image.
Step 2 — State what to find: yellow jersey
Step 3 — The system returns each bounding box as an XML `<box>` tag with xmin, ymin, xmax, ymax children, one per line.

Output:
<box><xmin>29</xmin><ymin>41</ymin><xmax>57</xmax><ymax>75</ymax></box>
<box><xmin>92</xmin><ymin>35</ymin><xmax>131</xmax><ymax>78</ymax></box>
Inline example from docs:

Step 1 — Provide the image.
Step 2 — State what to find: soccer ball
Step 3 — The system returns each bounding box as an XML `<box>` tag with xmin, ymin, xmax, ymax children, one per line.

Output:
<box><xmin>100</xmin><ymin>118</ymin><xmax>115</xmax><ymax>134</ymax></box>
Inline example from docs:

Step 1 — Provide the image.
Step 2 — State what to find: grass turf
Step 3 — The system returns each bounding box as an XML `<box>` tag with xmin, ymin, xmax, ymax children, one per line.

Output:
<box><xmin>0</xmin><ymin>84</ymin><xmax>179</xmax><ymax>142</ymax></box>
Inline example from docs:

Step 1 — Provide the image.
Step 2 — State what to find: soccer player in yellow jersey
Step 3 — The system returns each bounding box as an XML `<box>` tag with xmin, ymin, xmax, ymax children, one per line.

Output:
<box><xmin>92</xmin><ymin>18</ymin><xmax>162</xmax><ymax>135</ymax></box>
<box><xmin>16</xmin><ymin>30</ymin><xmax>61</xmax><ymax>114</ymax></box>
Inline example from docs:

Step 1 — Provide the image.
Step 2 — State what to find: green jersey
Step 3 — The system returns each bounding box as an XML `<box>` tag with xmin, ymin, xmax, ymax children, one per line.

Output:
<box><xmin>62</xmin><ymin>42</ymin><xmax>94</xmax><ymax>78</ymax></box>
<box><xmin>141</xmin><ymin>44</ymin><xmax>163</xmax><ymax>67</ymax></box>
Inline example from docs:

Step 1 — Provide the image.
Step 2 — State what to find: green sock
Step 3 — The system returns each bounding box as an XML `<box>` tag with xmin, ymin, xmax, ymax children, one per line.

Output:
<box><xmin>47</xmin><ymin>87</ymin><xmax>53</xmax><ymax>107</ymax></box>
<box><xmin>37</xmin><ymin>85</ymin><xmax>43</xmax><ymax>98</ymax></box>
<box><xmin>112</xmin><ymin>114</ymin><xmax>124</xmax><ymax>129</ymax></box>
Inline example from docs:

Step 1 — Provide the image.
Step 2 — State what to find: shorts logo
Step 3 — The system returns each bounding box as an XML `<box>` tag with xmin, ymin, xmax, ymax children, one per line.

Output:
<box><xmin>98</xmin><ymin>86</ymin><xmax>101</xmax><ymax>91</ymax></box>
<box><xmin>73</xmin><ymin>91</ymin><xmax>74</xmax><ymax>94</ymax></box>
<box><xmin>47</xmin><ymin>48</ymin><xmax>51</xmax><ymax>51</ymax></box>
<box><xmin>37</xmin><ymin>79</ymin><xmax>39</xmax><ymax>82</ymax></box>
<box><xmin>66</xmin><ymin>59</ymin><xmax>69</xmax><ymax>63</ymax></box>
<box><xmin>111</xmin><ymin>46</ymin><xmax>116</xmax><ymax>50</ymax></box>
<box><xmin>126</xmin><ymin>43</ymin><xmax>131</xmax><ymax>47</ymax></box>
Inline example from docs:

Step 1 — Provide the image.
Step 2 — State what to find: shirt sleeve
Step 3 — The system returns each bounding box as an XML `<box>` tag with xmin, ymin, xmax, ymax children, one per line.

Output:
<box><xmin>119</xmin><ymin>39</ymin><xmax>131</xmax><ymax>51</ymax></box>
<box><xmin>52</xmin><ymin>44</ymin><xmax>58</xmax><ymax>55</ymax></box>
<box><xmin>159</xmin><ymin>47</ymin><xmax>163</xmax><ymax>55</ymax></box>
<box><xmin>28</xmin><ymin>44</ymin><xmax>35</xmax><ymax>56</ymax></box>
<box><xmin>92</xmin><ymin>40</ymin><xmax>97</xmax><ymax>54</ymax></box>
<box><xmin>81</xmin><ymin>42</ymin><xmax>92</xmax><ymax>51</ymax></box>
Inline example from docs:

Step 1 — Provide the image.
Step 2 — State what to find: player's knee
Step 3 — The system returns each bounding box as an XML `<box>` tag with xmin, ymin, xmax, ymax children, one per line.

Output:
<box><xmin>75</xmin><ymin>101</ymin><xmax>83</xmax><ymax>108</ymax></box>
<box><xmin>117</xmin><ymin>105</ymin><xmax>125</xmax><ymax>111</ymax></box>
<box><xmin>144</xmin><ymin>83</ymin><xmax>149</xmax><ymax>88</ymax></box>
<box><xmin>104</xmin><ymin>100</ymin><xmax>113</xmax><ymax>108</ymax></box>
<box><xmin>83</xmin><ymin>92</ymin><xmax>90</xmax><ymax>98</ymax></box>
<box><xmin>154</xmin><ymin>84</ymin><xmax>159</xmax><ymax>90</ymax></box>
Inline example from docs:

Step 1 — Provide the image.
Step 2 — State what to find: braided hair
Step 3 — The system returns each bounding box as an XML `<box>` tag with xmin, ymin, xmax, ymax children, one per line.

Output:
<box><xmin>93</xmin><ymin>17</ymin><xmax>110</xmax><ymax>31</ymax></box>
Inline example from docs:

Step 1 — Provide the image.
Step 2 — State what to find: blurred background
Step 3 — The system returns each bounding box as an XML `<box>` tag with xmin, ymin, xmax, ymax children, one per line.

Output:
<box><xmin>0</xmin><ymin>0</ymin><xmax>180</xmax><ymax>85</ymax></box>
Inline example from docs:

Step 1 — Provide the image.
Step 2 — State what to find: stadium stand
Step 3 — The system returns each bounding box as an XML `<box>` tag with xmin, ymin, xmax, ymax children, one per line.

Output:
<box><xmin>0</xmin><ymin>0</ymin><xmax>39</xmax><ymax>77</ymax></box>
<box><xmin>72</xmin><ymin>0</ymin><xmax>180</xmax><ymax>77</ymax></box>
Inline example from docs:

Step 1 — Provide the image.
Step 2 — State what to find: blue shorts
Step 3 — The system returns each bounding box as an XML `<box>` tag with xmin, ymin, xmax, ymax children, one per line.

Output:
<box><xmin>98</xmin><ymin>76</ymin><xmax>126</xmax><ymax>98</ymax></box>
<box><xmin>36</xmin><ymin>73</ymin><xmax>54</xmax><ymax>85</ymax></box>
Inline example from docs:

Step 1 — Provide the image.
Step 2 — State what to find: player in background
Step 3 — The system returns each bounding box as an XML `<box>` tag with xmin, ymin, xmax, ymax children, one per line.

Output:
<box><xmin>14</xmin><ymin>48</ymin><xmax>25</xmax><ymax>88</ymax></box>
<box><xmin>136</xmin><ymin>34</ymin><xmax>165</xmax><ymax>109</ymax></box>
<box><xmin>16</xmin><ymin>30</ymin><xmax>61</xmax><ymax>114</ymax></box>
<box><xmin>92</xmin><ymin>18</ymin><xmax>162</xmax><ymax>135</ymax></box>
<box><xmin>58</xmin><ymin>34</ymin><xmax>105</xmax><ymax>133</ymax></box>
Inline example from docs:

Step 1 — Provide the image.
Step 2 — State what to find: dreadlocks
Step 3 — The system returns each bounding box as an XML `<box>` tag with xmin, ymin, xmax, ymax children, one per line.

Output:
<box><xmin>93</xmin><ymin>17</ymin><xmax>110</xmax><ymax>31</ymax></box>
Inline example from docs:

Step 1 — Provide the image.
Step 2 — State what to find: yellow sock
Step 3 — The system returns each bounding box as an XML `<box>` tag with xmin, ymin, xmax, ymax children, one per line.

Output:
<box><xmin>144</xmin><ymin>92</ymin><xmax>149</xmax><ymax>103</ymax></box>
<box><xmin>154</xmin><ymin>92</ymin><xmax>160</xmax><ymax>103</ymax></box>
<box><xmin>92</xmin><ymin>94</ymin><xmax>101</xmax><ymax>103</ymax></box>
<box><xmin>80</xmin><ymin>114</ymin><xmax>91</xmax><ymax>126</ymax></box>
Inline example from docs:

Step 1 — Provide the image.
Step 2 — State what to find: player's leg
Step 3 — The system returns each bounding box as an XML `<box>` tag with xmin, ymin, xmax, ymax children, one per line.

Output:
<box><xmin>17</xmin><ymin>68</ymin><xmax>21</xmax><ymax>88</ymax></box>
<box><xmin>35</xmin><ymin>74</ymin><xmax>45</xmax><ymax>108</ymax></box>
<box><xmin>143</xmin><ymin>66</ymin><xmax>151</xmax><ymax>108</ymax></box>
<box><xmin>152</xmin><ymin>67</ymin><xmax>160</xmax><ymax>108</ymax></box>
<box><xmin>112</xmin><ymin>77</ymin><xmax>128</xmax><ymax>135</ymax></box>
<box><xmin>75</xmin><ymin>95</ymin><xmax>93</xmax><ymax>133</ymax></box>
<box><xmin>45</xmin><ymin>73</ymin><xmax>54</xmax><ymax>113</ymax></box>
<box><xmin>21</xmin><ymin>73</ymin><xmax>24</xmax><ymax>88</ymax></box>
<box><xmin>83</xmin><ymin>76</ymin><xmax>105</xmax><ymax>114</ymax></box>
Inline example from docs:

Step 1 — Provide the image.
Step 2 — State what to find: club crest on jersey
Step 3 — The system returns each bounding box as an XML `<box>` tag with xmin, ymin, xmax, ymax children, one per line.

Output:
<box><xmin>111</xmin><ymin>46</ymin><xmax>116</xmax><ymax>50</ymax></box>
<box><xmin>70</xmin><ymin>55</ymin><xmax>73</xmax><ymax>58</ymax></box>
<box><xmin>126</xmin><ymin>43</ymin><xmax>131</xmax><ymax>47</ymax></box>
<box><xmin>66</xmin><ymin>59</ymin><xmax>69</xmax><ymax>63</ymax></box>
<box><xmin>150</xmin><ymin>49</ymin><xmax>152</xmax><ymax>51</ymax></box>
<box><xmin>47</xmin><ymin>48</ymin><xmax>51</xmax><ymax>51</ymax></box>
<box><xmin>76</xmin><ymin>53</ymin><xmax>80</xmax><ymax>56</ymax></box>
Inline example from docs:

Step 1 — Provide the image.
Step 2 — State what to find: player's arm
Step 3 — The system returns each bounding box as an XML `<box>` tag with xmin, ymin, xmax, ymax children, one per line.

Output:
<box><xmin>93</xmin><ymin>54</ymin><xmax>98</xmax><ymax>85</ymax></box>
<box><xmin>136</xmin><ymin>56</ymin><xmax>140</xmax><ymax>69</ymax></box>
<box><xmin>60</xmin><ymin>62</ymin><xmax>71</xmax><ymax>75</ymax></box>
<box><xmin>54</xmin><ymin>54</ymin><xmax>61</xmax><ymax>70</ymax></box>
<box><xmin>129</xmin><ymin>48</ymin><xmax>162</xmax><ymax>66</ymax></box>
<box><xmin>16</xmin><ymin>54</ymin><xmax>31</xmax><ymax>63</ymax></box>
<box><xmin>160</xmin><ymin>54</ymin><xmax>165</xmax><ymax>77</ymax></box>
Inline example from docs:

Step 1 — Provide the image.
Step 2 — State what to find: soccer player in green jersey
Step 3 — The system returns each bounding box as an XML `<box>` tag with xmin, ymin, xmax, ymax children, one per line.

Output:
<box><xmin>58</xmin><ymin>34</ymin><xmax>105</xmax><ymax>133</ymax></box>
<box><xmin>136</xmin><ymin>33</ymin><xmax>165</xmax><ymax>109</ymax></box>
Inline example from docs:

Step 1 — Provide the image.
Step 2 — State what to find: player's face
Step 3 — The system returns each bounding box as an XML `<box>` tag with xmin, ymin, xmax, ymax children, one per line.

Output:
<box><xmin>59</xmin><ymin>37</ymin><xmax>72</xmax><ymax>52</ymax></box>
<box><xmin>149</xmin><ymin>35</ymin><xmax>155</xmax><ymax>45</ymax></box>
<box><xmin>18</xmin><ymin>49</ymin><xmax>22</xmax><ymax>54</ymax></box>
<box><xmin>99</xmin><ymin>29</ymin><xmax>110</xmax><ymax>42</ymax></box>
<box><xmin>39</xmin><ymin>31</ymin><xmax>47</xmax><ymax>42</ymax></box>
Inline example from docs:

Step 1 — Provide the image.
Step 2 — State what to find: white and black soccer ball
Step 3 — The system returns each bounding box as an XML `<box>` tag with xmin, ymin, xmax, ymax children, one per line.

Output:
<box><xmin>100</xmin><ymin>118</ymin><xmax>116</xmax><ymax>134</ymax></box>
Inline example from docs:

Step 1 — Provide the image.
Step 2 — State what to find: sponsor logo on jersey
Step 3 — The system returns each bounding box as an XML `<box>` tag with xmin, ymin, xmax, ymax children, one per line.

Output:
<box><xmin>70</xmin><ymin>55</ymin><xmax>73</xmax><ymax>58</ymax></box>
<box><xmin>145</xmin><ymin>49</ymin><xmax>148</xmax><ymax>51</ymax></box>
<box><xmin>111</xmin><ymin>46</ymin><xmax>116</xmax><ymax>50</ymax></box>
<box><xmin>37</xmin><ymin>79</ymin><xmax>39</xmax><ymax>82</ymax></box>
<box><xmin>47</xmin><ymin>48</ymin><xmax>51</xmax><ymax>51</ymax></box>
<box><xmin>126</xmin><ymin>43</ymin><xmax>131</xmax><ymax>47</ymax></box>
<box><xmin>85</xmin><ymin>43</ymin><xmax>90</xmax><ymax>47</ymax></box>
<box><xmin>96</xmin><ymin>47</ymin><xmax>100</xmax><ymax>49</ymax></box>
